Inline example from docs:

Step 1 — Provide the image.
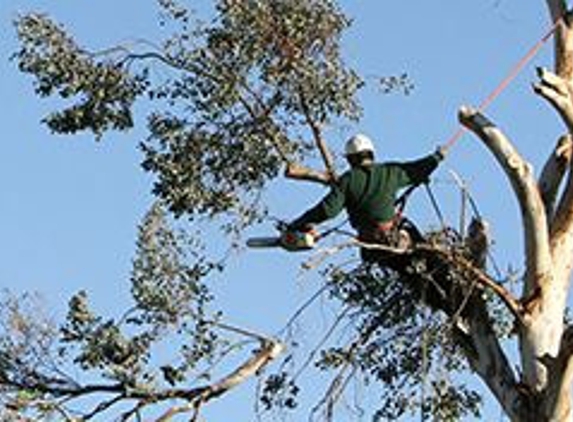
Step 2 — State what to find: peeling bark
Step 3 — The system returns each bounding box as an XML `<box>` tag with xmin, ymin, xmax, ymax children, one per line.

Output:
<box><xmin>458</xmin><ymin>106</ymin><xmax>569</xmax><ymax>400</ymax></box>
<box><xmin>542</xmin><ymin>326</ymin><xmax>573</xmax><ymax>421</ymax></box>
<box><xmin>457</xmin><ymin>298</ymin><xmax>527</xmax><ymax>421</ymax></box>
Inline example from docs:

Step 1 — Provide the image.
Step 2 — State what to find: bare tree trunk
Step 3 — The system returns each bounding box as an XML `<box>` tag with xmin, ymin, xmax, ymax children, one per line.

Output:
<box><xmin>456</xmin><ymin>2</ymin><xmax>573</xmax><ymax>420</ymax></box>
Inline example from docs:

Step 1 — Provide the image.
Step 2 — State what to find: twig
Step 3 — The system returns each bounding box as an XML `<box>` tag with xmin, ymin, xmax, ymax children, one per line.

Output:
<box><xmin>292</xmin><ymin>306</ymin><xmax>352</xmax><ymax>382</ymax></box>
<box><xmin>84</xmin><ymin>394</ymin><xmax>125</xmax><ymax>420</ymax></box>
<box><xmin>277</xmin><ymin>284</ymin><xmax>330</xmax><ymax>337</ymax></box>
<box><xmin>311</xmin><ymin>317</ymin><xmax>381</xmax><ymax>420</ymax></box>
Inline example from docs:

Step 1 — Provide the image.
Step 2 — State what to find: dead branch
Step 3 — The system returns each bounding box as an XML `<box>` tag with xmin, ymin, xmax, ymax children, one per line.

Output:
<box><xmin>150</xmin><ymin>338</ymin><xmax>285</xmax><ymax>421</ymax></box>
<box><xmin>155</xmin><ymin>403</ymin><xmax>195</xmax><ymax>422</ymax></box>
<box><xmin>459</xmin><ymin>106</ymin><xmax>553</xmax><ymax>294</ymax></box>
<box><xmin>193</xmin><ymin>339</ymin><xmax>285</xmax><ymax>402</ymax></box>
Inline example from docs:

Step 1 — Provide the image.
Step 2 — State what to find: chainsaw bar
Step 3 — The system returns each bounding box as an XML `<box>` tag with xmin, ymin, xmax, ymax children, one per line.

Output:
<box><xmin>246</xmin><ymin>237</ymin><xmax>282</xmax><ymax>248</ymax></box>
<box><xmin>247</xmin><ymin>230</ymin><xmax>316</xmax><ymax>251</ymax></box>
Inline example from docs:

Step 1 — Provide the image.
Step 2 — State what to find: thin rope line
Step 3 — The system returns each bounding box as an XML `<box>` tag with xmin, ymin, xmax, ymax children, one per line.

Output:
<box><xmin>443</xmin><ymin>16</ymin><xmax>563</xmax><ymax>151</ymax></box>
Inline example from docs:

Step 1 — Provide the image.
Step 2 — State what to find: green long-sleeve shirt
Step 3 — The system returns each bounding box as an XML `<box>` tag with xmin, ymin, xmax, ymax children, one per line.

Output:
<box><xmin>290</xmin><ymin>151</ymin><xmax>443</xmax><ymax>230</ymax></box>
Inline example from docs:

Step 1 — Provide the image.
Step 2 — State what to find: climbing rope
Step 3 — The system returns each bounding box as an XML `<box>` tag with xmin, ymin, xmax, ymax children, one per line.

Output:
<box><xmin>400</xmin><ymin>14</ymin><xmax>564</xmax><ymax>233</ymax></box>
<box><xmin>441</xmin><ymin>14</ymin><xmax>564</xmax><ymax>152</ymax></box>
<box><xmin>423</xmin><ymin>183</ymin><xmax>448</xmax><ymax>231</ymax></box>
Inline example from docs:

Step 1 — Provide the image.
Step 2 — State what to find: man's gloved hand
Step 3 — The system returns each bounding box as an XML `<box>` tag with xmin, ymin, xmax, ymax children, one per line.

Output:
<box><xmin>436</xmin><ymin>144</ymin><xmax>449</xmax><ymax>160</ymax></box>
<box><xmin>286</xmin><ymin>222</ymin><xmax>314</xmax><ymax>234</ymax></box>
<box><xmin>281</xmin><ymin>224</ymin><xmax>318</xmax><ymax>251</ymax></box>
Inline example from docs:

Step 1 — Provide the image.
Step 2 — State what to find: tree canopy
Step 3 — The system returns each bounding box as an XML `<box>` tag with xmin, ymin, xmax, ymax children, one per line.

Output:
<box><xmin>5</xmin><ymin>1</ymin><xmax>573</xmax><ymax>421</ymax></box>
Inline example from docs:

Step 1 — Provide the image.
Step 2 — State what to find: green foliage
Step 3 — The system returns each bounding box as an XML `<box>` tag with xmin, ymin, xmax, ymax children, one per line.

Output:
<box><xmin>10</xmin><ymin>2</ymin><xmax>504</xmax><ymax>421</ymax></box>
<box><xmin>130</xmin><ymin>203</ymin><xmax>216</xmax><ymax>325</ymax></box>
<box><xmin>14</xmin><ymin>1</ymin><xmax>363</xmax><ymax>221</ymax></box>
<box><xmin>15</xmin><ymin>14</ymin><xmax>147</xmax><ymax>138</ymax></box>
<box><xmin>0</xmin><ymin>204</ymin><xmax>228</xmax><ymax>419</ymax></box>
<box><xmin>142</xmin><ymin>0</ymin><xmax>362</xmax><ymax>218</ymax></box>
<box><xmin>261</xmin><ymin>264</ymin><xmax>482</xmax><ymax>421</ymax></box>
<box><xmin>378</xmin><ymin>73</ymin><xmax>415</xmax><ymax>95</ymax></box>
<box><xmin>260</xmin><ymin>371</ymin><xmax>300</xmax><ymax>410</ymax></box>
<box><xmin>330</xmin><ymin>266</ymin><xmax>481</xmax><ymax>420</ymax></box>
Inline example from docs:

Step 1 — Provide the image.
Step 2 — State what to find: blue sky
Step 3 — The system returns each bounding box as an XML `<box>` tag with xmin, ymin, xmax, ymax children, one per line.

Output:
<box><xmin>0</xmin><ymin>1</ymin><xmax>564</xmax><ymax>421</ymax></box>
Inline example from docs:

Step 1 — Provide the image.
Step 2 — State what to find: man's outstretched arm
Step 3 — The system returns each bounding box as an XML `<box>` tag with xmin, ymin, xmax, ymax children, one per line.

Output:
<box><xmin>288</xmin><ymin>182</ymin><xmax>346</xmax><ymax>230</ymax></box>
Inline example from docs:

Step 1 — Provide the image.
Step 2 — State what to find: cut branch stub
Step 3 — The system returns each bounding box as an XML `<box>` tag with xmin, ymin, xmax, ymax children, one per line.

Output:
<box><xmin>284</xmin><ymin>162</ymin><xmax>333</xmax><ymax>185</ymax></box>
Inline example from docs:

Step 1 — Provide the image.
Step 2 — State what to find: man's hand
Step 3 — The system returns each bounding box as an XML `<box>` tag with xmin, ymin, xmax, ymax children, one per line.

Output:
<box><xmin>436</xmin><ymin>145</ymin><xmax>449</xmax><ymax>159</ymax></box>
<box><xmin>286</xmin><ymin>222</ymin><xmax>314</xmax><ymax>233</ymax></box>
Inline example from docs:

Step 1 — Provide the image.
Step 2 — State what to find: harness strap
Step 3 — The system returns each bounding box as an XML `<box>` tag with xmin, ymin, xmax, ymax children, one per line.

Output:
<box><xmin>395</xmin><ymin>182</ymin><xmax>421</xmax><ymax>214</ymax></box>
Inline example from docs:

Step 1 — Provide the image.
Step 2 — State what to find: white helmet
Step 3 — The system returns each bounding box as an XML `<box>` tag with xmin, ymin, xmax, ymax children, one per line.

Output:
<box><xmin>345</xmin><ymin>133</ymin><xmax>375</xmax><ymax>156</ymax></box>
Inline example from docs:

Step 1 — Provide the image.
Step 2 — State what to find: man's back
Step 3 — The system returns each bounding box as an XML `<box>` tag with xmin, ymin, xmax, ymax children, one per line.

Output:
<box><xmin>288</xmin><ymin>148</ymin><xmax>444</xmax><ymax>232</ymax></box>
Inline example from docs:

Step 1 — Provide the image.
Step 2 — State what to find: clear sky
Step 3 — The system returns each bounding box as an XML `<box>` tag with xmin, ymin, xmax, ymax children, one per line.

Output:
<box><xmin>0</xmin><ymin>1</ymin><xmax>564</xmax><ymax>421</ymax></box>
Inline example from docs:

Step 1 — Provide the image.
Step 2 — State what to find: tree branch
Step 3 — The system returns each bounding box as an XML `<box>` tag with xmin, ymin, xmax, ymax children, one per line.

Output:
<box><xmin>192</xmin><ymin>338</ymin><xmax>285</xmax><ymax>402</ymax></box>
<box><xmin>534</xmin><ymin>68</ymin><xmax>573</xmax><ymax>280</ymax></box>
<box><xmin>459</xmin><ymin>106</ymin><xmax>553</xmax><ymax>295</ymax></box>
<box><xmin>298</xmin><ymin>89</ymin><xmax>337</xmax><ymax>181</ymax></box>
<box><xmin>545</xmin><ymin>0</ymin><xmax>573</xmax><ymax>79</ymax></box>
<box><xmin>538</xmin><ymin>134</ymin><xmax>573</xmax><ymax>221</ymax></box>
<box><xmin>303</xmin><ymin>236</ymin><xmax>523</xmax><ymax>322</ymax></box>
<box><xmin>534</xmin><ymin>67</ymin><xmax>573</xmax><ymax>133</ymax></box>
<box><xmin>414</xmin><ymin>244</ymin><xmax>523</xmax><ymax>322</ymax></box>
<box><xmin>284</xmin><ymin>162</ymin><xmax>331</xmax><ymax>185</ymax></box>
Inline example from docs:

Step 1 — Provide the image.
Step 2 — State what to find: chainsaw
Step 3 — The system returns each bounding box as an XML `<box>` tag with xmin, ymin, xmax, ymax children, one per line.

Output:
<box><xmin>247</xmin><ymin>225</ymin><xmax>318</xmax><ymax>252</ymax></box>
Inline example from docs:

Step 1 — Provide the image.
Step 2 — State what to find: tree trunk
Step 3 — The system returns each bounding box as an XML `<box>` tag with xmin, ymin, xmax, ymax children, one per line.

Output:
<box><xmin>456</xmin><ymin>2</ymin><xmax>573</xmax><ymax>420</ymax></box>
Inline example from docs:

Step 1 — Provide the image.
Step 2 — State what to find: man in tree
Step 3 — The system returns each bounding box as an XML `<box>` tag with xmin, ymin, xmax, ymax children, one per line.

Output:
<box><xmin>288</xmin><ymin>134</ymin><xmax>446</xmax><ymax>260</ymax></box>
